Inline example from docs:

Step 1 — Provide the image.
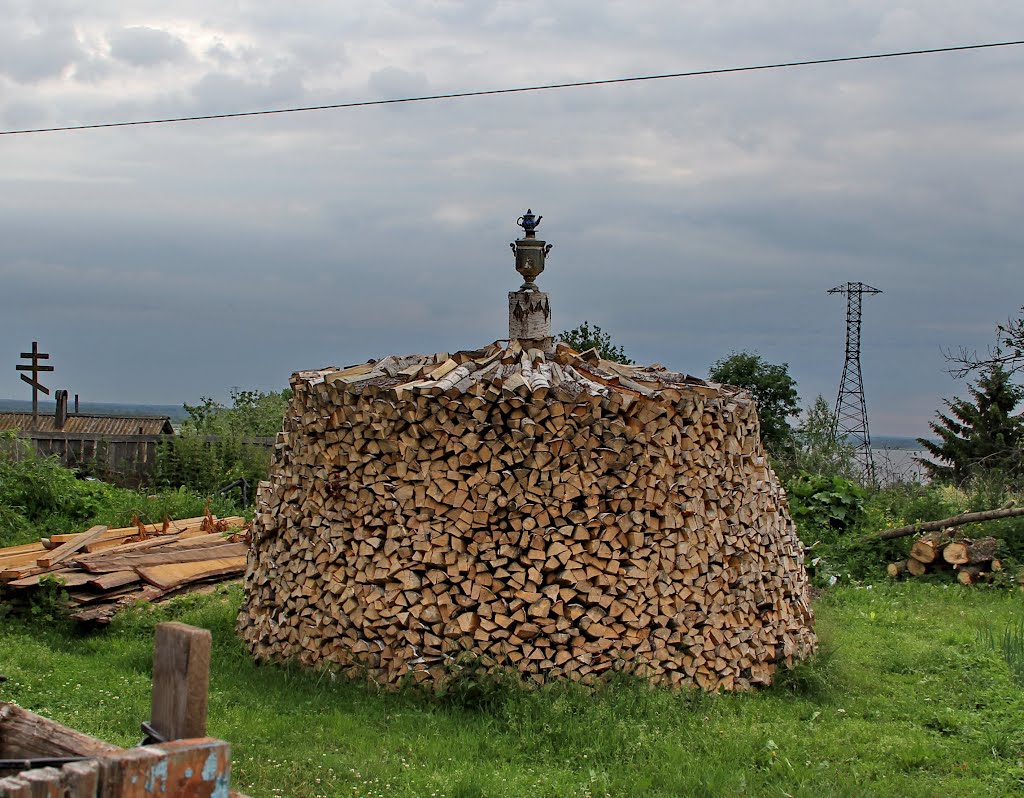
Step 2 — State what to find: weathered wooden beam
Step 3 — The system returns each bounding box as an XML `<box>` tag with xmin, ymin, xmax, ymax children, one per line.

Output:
<box><xmin>0</xmin><ymin>704</ymin><xmax>120</xmax><ymax>759</ymax></box>
<box><xmin>149</xmin><ymin>623</ymin><xmax>211</xmax><ymax>742</ymax></box>
<box><xmin>100</xmin><ymin>739</ymin><xmax>230</xmax><ymax>798</ymax></box>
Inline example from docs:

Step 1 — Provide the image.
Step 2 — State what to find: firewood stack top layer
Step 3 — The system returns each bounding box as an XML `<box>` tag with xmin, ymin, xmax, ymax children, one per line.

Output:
<box><xmin>238</xmin><ymin>339</ymin><xmax>816</xmax><ymax>691</ymax></box>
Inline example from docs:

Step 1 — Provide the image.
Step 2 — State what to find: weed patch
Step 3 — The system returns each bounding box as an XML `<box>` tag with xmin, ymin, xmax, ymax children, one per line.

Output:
<box><xmin>980</xmin><ymin>617</ymin><xmax>1024</xmax><ymax>687</ymax></box>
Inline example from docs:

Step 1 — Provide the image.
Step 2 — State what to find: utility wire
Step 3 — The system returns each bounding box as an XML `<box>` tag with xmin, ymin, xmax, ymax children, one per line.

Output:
<box><xmin>2</xmin><ymin>39</ymin><xmax>1022</xmax><ymax>137</ymax></box>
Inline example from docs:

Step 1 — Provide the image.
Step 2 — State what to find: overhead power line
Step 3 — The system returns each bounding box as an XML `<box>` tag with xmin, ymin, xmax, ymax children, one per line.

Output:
<box><xmin>1</xmin><ymin>39</ymin><xmax>1022</xmax><ymax>137</ymax></box>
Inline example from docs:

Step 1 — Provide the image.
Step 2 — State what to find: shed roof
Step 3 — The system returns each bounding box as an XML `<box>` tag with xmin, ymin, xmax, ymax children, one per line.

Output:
<box><xmin>0</xmin><ymin>412</ymin><xmax>173</xmax><ymax>436</ymax></box>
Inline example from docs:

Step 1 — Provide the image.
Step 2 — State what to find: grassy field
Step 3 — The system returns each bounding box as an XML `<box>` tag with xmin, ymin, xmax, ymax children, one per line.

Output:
<box><xmin>1</xmin><ymin>582</ymin><xmax>1022</xmax><ymax>797</ymax></box>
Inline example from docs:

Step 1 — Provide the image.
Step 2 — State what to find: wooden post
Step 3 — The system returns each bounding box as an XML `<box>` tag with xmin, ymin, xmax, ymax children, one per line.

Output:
<box><xmin>508</xmin><ymin>291</ymin><xmax>551</xmax><ymax>341</ymax></box>
<box><xmin>149</xmin><ymin>622</ymin><xmax>211</xmax><ymax>742</ymax></box>
<box><xmin>61</xmin><ymin>760</ymin><xmax>99</xmax><ymax>798</ymax></box>
<box><xmin>0</xmin><ymin>776</ymin><xmax>31</xmax><ymax>798</ymax></box>
<box><xmin>17</xmin><ymin>767</ymin><xmax>62</xmax><ymax>797</ymax></box>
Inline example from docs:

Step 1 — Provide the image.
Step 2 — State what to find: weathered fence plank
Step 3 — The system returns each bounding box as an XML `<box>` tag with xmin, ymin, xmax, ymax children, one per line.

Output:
<box><xmin>150</xmin><ymin>623</ymin><xmax>211</xmax><ymax>742</ymax></box>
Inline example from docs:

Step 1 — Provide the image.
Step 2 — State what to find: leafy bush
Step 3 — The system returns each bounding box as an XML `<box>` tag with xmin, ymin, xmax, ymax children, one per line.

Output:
<box><xmin>27</xmin><ymin>574</ymin><xmax>71</xmax><ymax>624</ymax></box>
<box><xmin>708</xmin><ymin>352</ymin><xmax>799</xmax><ymax>457</ymax></box>
<box><xmin>155</xmin><ymin>388</ymin><xmax>289</xmax><ymax>498</ymax></box>
<box><xmin>860</xmin><ymin>482</ymin><xmax>962</xmax><ymax>536</ymax></box>
<box><xmin>156</xmin><ymin>435</ymin><xmax>271</xmax><ymax>499</ymax></box>
<box><xmin>0</xmin><ymin>434</ymin><xmax>116</xmax><ymax>546</ymax></box>
<box><xmin>787</xmin><ymin>472</ymin><xmax>866</xmax><ymax>542</ymax></box>
<box><xmin>181</xmin><ymin>389</ymin><xmax>290</xmax><ymax>438</ymax></box>
<box><xmin>1</xmin><ymin>434</ymin><xmax>243</xmax><ymax>547</ymax></box>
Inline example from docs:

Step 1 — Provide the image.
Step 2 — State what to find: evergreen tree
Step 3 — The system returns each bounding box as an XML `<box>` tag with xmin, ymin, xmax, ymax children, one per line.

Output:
<box><xmin>918</xmin><ymin>364</ymin><xmax>1024</xmax><ymax>487</ymax></box>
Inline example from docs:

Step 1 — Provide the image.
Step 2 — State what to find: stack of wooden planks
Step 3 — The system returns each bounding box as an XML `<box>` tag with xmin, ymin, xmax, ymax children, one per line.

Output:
<box><xmin>239</xmin><ymin>339</ymin><xmax>817</xmax><ymax>692</ymax></box>
<box><xmin>0</xmin><ymin>514</ymin><xmax>248</xmax><ymax>623</ymax></box>
<box><xmin>889</xmin><ymin>531</ymin><xmax>1004</xmax><ymax>584</ymax></box>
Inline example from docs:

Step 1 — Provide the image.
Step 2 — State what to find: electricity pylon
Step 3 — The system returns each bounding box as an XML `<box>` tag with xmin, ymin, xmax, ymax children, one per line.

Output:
<box><xmin>828</xmin><ymin>282</ymin><xmax>881</xmax><ymax>483</ymax></box>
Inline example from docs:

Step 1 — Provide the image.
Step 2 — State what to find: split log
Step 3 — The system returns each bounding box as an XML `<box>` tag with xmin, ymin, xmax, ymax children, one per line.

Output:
<box><xmin>966</xmin><ymin>536</ymin><xmax>999</xmax><ymax>565</ymax></box>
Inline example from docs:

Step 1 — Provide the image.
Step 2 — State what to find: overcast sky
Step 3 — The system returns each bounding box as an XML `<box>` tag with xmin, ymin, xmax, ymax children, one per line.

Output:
<box><xmin>2</xmin><ymin>1</ymin><xmax>1022</xmax><ymax>437</ymax></box>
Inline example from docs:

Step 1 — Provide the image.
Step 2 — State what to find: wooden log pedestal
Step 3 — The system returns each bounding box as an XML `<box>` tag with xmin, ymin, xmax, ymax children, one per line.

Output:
<box><xmin>0</xmin><ymin>623</ymin><xmax>245</xmax><ymax>798</ymax></box>
<box><xmin>508</xmin><ymin>290</ymin><xmax>551</xmax><ymax>342</ymax></box>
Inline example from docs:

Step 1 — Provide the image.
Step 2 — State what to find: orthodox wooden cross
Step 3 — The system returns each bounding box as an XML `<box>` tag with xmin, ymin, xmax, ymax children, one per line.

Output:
<box><xmin>16</xmin><ymin>341</ymin><xmax>53</xmax><ymax>428</ymax></box>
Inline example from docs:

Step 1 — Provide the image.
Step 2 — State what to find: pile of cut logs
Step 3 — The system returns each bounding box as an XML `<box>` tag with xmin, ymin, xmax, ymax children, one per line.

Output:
<box><xmin>0</xmin><ymin>514</ymin><xmax>247</xmax><ymax>623</ymax></box>
<box><xmin>239</xmin><ymin>340</ymin><xmax>816</xmax><ymax>692</ymax></box>
<box><xmin>889</xmin><ymin>532</ymin><xmax>1003</xmax><ymax>584</ymax></box>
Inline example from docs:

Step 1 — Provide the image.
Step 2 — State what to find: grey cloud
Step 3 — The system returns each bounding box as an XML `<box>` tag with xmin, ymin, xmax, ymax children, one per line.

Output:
<box><xmin>367</xmin><ymin>67</ymin><xmax>429</xmax><ymax>99</ymax></box>
<box><xmin>284</xmin><ymin>35</ymin><xmax>347</xmax><ymax>70</ymax></box>
<box><xmin>0</xmin><ymin>99</ymin><xmax>49</xmax><ymax>129</ymax></box>
<box><xmin>190</xmin><ymin>68</ymin><xmax>305</xmax><ymax>113</ymax></box>
<box><xmin>205</xmin><ymin>41</ymin><xmax>237</xmax><ymax>65</ymax></box>
<box><xmin>0</xmin><ymin>23</ymin><xmax>83</xmax><ymax>83</ymax></box>
<box><xmin>2</xmin><ymin>0</ymin><xmax>1023</xmax><ymax>435</ymax></box>
<box><xmin>71</xmin><ymin>54</ymin><xmax>114</xmax><ymax>83</ymax></box>
<box><xmin>108</xmin><ymin>26</ymin><xmax>190</xmax><ymax>66</ymax></box>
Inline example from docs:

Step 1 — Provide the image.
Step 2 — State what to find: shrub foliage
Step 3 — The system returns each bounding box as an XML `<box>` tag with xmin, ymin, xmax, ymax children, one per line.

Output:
<box><xmin>156</xmin><ymin>388</ymin><xmax>290</xmax><ymax>497</ymax></box>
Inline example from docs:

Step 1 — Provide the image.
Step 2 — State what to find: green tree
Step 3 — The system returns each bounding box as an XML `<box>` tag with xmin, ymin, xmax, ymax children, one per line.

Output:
<box><xmin>158</xmin><ymin>388</ymin><xmax>292</xmax><ymax>499</ymax></box>
<box><xmin>181</xmin><ymin>388</ymin><xmax>291</xmax><ymax>437</ymax></box>
<box><xmin>709</xmin><ymin>352</ymin><xmax>800</xmax><ymax>455</ymax></box>
<box><xmin>918</xmin><ymin>363</ymin><xmax>1024</xmax><ymax>487</ymax></box>
<box><xmin>558</xmin><ymin>321</ymin><xmax>632</xmax><ymax>364</ymax></box>
<box><xmin>786</xmin><ymin>395</ymin><xmax>856</xmax><ymax>479</ymax></box>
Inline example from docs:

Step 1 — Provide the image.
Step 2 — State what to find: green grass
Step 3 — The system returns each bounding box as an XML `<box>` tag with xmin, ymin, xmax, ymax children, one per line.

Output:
<box><xmin>0</xmin><ymin>431</ymin><xmax>247</xmax><ymax>549</ymax></box>
<box><xmin>980</xmin><ymin>617</ymin><xmax>1024</xmax><ymax>687</ymax></box>
<box><xmin>1</xmin><ymin>583</ymin><xmax>1023</xmax><ymax>797</ymax></box>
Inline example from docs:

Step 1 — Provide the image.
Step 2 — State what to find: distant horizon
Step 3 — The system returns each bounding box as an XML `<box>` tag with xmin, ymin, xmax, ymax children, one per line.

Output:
<box><xmin>0</xmin><ymin>397</ymin><xmax>189</xmax><ymax>422</ymax></box>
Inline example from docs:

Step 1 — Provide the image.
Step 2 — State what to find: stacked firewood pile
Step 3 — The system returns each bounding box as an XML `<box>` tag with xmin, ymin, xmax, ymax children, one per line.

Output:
<box><xmin>0</xmin><ymin>514</ymin><xmax>247</xmax><ymax>622</ymax></box>
<box><xmin>889</xmin><ymin>532</ymin><xmax>1004</xmax><ymax>584</ymax></box>
<box><xmin>238</xmin><ymin>339</ymin><xmax>816</xmax><ymax>692</ymax></box>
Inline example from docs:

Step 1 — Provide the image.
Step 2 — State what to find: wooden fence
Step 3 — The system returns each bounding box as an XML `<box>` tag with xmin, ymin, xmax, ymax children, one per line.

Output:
<box><xmin>0</xmin><ymin>623</ymin><xmax>247</xmax><ymax>797</ymax></box>
<box><xmin>3</xmin><ymin>433</ymin><xmax>274</xmax><ymax>489</ymax></box>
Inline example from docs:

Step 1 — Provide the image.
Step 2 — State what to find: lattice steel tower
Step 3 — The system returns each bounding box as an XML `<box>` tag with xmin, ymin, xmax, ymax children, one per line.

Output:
<box><xmin>828</xmin><ymin>282</ymin><xmax>881</xmax><ymax>483</ymax></box>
